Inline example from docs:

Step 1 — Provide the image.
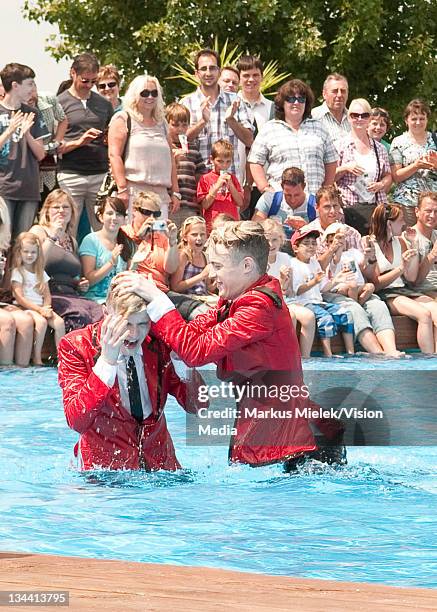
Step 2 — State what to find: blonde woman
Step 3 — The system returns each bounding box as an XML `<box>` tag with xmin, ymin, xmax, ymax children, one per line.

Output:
<box><xmin>335</xmin><ymin>98</ymin><xmax>392</xmax><ymax>235</ymax></box>
<box><xmin>108</xmin><ymin>74</ymin><xmax>180</xmax><ymax>219</ymax></box>
<box><xmin>30</xmin><ymin>190</ymin><xmax>102</xmax><ymax>332</ymax></box>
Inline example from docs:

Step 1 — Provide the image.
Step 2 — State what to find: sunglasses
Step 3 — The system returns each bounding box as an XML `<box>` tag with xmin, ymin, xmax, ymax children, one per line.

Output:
<box><xmin>80</xmin><ymin>78</ymin><xmax>98</xmax><ymax>85</ymax></box>
<box><xmin>285</xmin><ymin>95</ymin><xmax>306</xmax><ymax>104</ymax></box>
<box><xmin>349</xmin><ymin>112</ymin><xmax>370</xmax><ymax>120</ymax></box>
<box><xmin>136</xmin><ymin>208</ymin><xmax>161</xmax><ymax>218</ymax></box>
<box><xmin>198</xmin><ymin>65</ymin><xmax>219</xmax><ymax>73</ymax></box>
<box><xmin>140</xmin><ymin>89</ymin><xmax>158</xmax><ymax>98</ymax></box>
<box><xmin>97</xmin><ymin>82</ymin><xmax>117</xmax><ymax>90</ymax></box>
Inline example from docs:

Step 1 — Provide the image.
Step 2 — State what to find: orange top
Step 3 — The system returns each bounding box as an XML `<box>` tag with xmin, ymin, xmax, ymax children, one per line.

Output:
<box><xmin>122</xmin><ymin>224</ymin><xmax>169</xmax><ymax>292</ymax></box>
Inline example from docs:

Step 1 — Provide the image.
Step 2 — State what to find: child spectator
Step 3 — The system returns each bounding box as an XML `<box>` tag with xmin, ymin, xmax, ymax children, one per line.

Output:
<box><xmin>262</xmin><ymin>218</ymin><xmax>315</xmax><ymax>358</ymax></box>
<box><xmin>197</xmin><ymin>139</ymin><xmax>243</xmax><ymax>232</ymax></box>
<box><xmin>171</xmin><ymin>216</ymin><xmax>212</xmax><ymax>297</ymax></box>
<box><xmin>11</xmin><ymin>232</ymin><xmax>65</xmax><ymax>364</ymax></box>
<box><xmin>322</xmin><ymin>222</ymin><xmax>375</xmax><ymax>304</ymax></box>
<box><xmin>290</xmin><ymin>228</ymin><xmax>355</xmax><ymax>357</ymax></box>
<box><xmin>165</xmin><ymin>103</ymin><xmax>207</xmax><ymax>228</ymax></box>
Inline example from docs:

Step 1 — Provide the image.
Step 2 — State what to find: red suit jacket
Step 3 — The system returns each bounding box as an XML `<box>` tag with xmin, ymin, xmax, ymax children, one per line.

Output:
<box><xmin>58</xmin><ymin>321</ymin><xmax>204</xmax><ymax>471</ymax></box>
<box><xmin>151</xmin><ymin>274</ymin><xmax>341</xmax><ymax>466</ymax></box>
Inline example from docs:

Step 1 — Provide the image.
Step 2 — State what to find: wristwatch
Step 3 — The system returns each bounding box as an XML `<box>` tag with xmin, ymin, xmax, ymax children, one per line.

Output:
<box><xmin>172</xmin><ymin>192</ymin><xmax>182</xmax><ymax>201</ymax></box>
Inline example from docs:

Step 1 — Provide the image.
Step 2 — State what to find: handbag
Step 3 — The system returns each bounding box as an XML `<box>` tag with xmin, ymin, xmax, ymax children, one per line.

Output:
<box><xmin>96</xmin><ymin>112</ymin><xmax>132</xmax><ymax>205</ymax></box>
<box><xmin>39</xmin><ymin>153</ymin><xmax>59</xmax><ymax>172</ymax></box>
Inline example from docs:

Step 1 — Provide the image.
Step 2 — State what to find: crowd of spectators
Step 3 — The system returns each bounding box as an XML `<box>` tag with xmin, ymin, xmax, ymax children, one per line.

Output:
<box><xmin>0</xmin><ymin>49</ymin><xmax>436</xmax><ymax>365</ymax></box>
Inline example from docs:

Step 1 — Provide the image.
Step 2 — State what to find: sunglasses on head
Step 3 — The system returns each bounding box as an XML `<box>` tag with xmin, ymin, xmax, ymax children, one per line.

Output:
<box><xmin>80</xmin><ymin>78</ymin><xmax>98</xmax><ymax>85</ymax></box>
<box><xmin>140</xmin><ymin>89</ymin><xmax>158</xmax><ymax>98</ymax></box>
<box><xmin>349</xmin><ymin>112</ymin><xmax>370</xmax><ymax>120</ymax></box>
<box><xmin>97</xmin><ymin>82</ymin><xmax>117</xmax><ymax>90</ymax></box>
<box><xmin>285</xmin><ymin>95</ymin><xmax>306</xmax><ymax>104</ymax></box>
<box><xmin>136</xmin><ymin>208</ymin><xmax>161</xmax><ymax>218</ymax></box>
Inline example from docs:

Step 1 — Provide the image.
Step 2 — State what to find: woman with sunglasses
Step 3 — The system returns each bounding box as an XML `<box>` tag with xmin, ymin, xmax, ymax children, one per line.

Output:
<box><xmin>389</xmin><ymin>99</ymin><xmax>437</xmax><ymax>227</ymax></box>
<box><xmin>369</xmin><ymin>203</ymin><xmax>437</xmax><ymax>353</ymax></box>
<box><xmin>108</xmin><ymin>75</ymin><xmax>181</xmax><ymax>219</ymax></box>
<box><xmin>248</xmin><ymin>79</ymin><xmax>338</xmax><ymax>198</ymax></box>
<box><xmin>57</xmin><ymin>53</ymin><xmax>114</xmax><ymax>238</ymax></box>
<box><xmin>96</xmin><ymin>65</ymin><xmax>122</xmax><ymax>112</ymax></box>
<box><xmin>335</xmin><ymin>98</ymin><xmax>392</xmax><ymax>236</ymax></box>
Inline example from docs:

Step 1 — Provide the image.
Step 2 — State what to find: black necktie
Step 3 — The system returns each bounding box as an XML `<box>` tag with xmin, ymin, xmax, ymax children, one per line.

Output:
<box><xmin>126</xmin><ymin>356</ymin><xmax>144</xmax><ymax>423</ymax></box>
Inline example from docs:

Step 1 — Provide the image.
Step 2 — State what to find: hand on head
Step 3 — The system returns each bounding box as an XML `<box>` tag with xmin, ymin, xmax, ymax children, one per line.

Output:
<box><xmin>111</xmin><ymin>271</ymin><xmax>162</xmax><ymax>303</ymax></box>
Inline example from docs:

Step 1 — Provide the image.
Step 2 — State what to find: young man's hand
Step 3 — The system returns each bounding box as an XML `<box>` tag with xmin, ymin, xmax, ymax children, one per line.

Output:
<box><xmin>113</xmin><ymin>271</ymin><xmax>163</xmax><ymax>303</ymax></box>
<box><xmin>100</xmin><ymin>313</ymin><xmax>129</xmax><ymax>365</ymax></box>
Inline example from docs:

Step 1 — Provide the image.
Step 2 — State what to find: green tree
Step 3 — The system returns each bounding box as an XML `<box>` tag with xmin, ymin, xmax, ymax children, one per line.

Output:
<box><xmin>24</xmin><ymin>0</ymin><xmax>436</xmax><ymax>131</ymax></box>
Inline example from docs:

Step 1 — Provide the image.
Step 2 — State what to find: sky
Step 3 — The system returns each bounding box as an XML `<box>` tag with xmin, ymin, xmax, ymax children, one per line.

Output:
<box><xmin>2</xmin><ymin>0</ymin><xmax>71</xmax><ymax>92</ymax></box>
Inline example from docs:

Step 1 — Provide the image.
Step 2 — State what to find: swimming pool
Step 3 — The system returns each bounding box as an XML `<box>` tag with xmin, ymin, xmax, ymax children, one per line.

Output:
<box><xmin>0</xmin><ymin>359</ymin><xmax>436</xmax><ymax>588</ymax></box>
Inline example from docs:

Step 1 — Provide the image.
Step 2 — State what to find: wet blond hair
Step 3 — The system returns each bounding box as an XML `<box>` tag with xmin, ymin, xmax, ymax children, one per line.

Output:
<box><xmin>106</xmin><ymin>275</ymin><xmax>150</xmax><ymax>318</ymax></box>
<box><xmin>207</xmin><ymin>220</ymin><xmax>269</xmax><ymax>274</ymax></box>
<box><xmin>12</xmin><ymin>232</ymin><xmax>46</xmax><ymax>294</ymax></box>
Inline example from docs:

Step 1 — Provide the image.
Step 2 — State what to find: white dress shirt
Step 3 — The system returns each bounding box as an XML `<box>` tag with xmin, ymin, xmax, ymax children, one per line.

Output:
<box><xmin>93</xmin><ymin>348</ymin><xmax>152</xmax><ymax>419</ymax></box>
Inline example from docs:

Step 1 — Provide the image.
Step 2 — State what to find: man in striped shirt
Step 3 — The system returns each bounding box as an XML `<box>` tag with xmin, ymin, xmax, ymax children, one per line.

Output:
<box><xmin>312</xmin><ymin>73</ymin><xmax>351</xmax><ymax>143</ymax></box>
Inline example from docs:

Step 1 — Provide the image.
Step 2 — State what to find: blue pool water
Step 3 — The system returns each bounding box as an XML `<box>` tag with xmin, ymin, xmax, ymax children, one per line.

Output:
<box><xmin>0</xmin><ymin>358</ymin><xmax>436</xmax><ymax>588</ymax></box>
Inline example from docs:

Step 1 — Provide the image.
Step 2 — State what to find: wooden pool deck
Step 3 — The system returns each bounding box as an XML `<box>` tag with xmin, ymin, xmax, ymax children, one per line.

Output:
<box><xmin>1</xmin><ymin>552</ymin><xmax>436</xmax><ymax>611</ymax></box>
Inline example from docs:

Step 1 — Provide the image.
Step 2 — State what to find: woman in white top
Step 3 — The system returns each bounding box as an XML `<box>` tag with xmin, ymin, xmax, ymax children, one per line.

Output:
<box><xmin>370</xmin><ymin>203</ymin><xmax>437</xmax><ymax>353</ymax></box>
<box><xmin>335</xmin><ymin>98</ymin><xmax>392</xmax><ymax>235</ymax></box>
<box><xmin>108</xmin><ymin>75</ymin><xmax>181</xmax><ymax>220</ymax></box>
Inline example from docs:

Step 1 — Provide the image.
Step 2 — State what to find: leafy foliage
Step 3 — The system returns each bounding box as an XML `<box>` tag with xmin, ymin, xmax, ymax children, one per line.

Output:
<box><xmin>23</xmin><ymin>0</ymin><xmax>437</xmax><ymax>131</ymax></box>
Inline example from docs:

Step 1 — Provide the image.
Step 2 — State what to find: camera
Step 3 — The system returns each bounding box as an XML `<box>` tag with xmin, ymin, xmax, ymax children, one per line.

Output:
<box><xmin>152</xmin><ymin>221</ymin><xmax>167</xmax><ymax>232</ymax></box>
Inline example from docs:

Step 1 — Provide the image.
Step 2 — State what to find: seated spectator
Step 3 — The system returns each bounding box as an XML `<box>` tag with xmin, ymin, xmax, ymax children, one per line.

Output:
<box><xmin>0</xmin><ymin>196</ymin><xmax>34</xmax><ymax>365</ymax></box>
<box><xmin>252</xmin><ymin>167</ymin><xmax>316</xmax><ymax>238</ymax></box>
<box><xmin>197</xmin><ymin>139</ymin><xmax>243</xmax><ymax>232</ymax></box>
<box><xmin>289</xmin><ymin>228</ymin><xmax>355</xmax><ymax>357</ymax></box>
<box><xmin>29</xmin><ymin>189</ymin><xmax>103</xmax><ymax>332</ymax></box>
<box><xmin>79</xmin><ymin>197</ymin><xmax>134</xmax><ymax>304</ymax></box>
<box><xmin>335</xmin><ymin>98</ymin><xmax>392</xmax><ymax>235</ymax></box>
<box><xmin>0</xmin><ymin>62</ymin><xmax>47</xmax><ymax>238</ymax></box>
<box><xmin>262</xmin><ymin>218</ymin><xmax>315</xmax><ymax>358</ymax></box>
<box><xmin>170</xmin><ymin>216</ymin><xmax>212</xmax><ymax>297</ymax></box>
<box><xmin>96</xmin><ymin>64</ymin><xmax>122</xmax><ymax>112</ymax></box>
<box><xmin>248</xmin><ymin>78</ymin><xmax>337</xmax><ymax>196</ymax></box>
<box><xmin>368</xmin><ymin>107</ymin><xmax>391</xmax><ymax>153</ymax></box>
<box><xmin>10</xmin><ymin>232</ymin><xmax>65</xmax><ymax>365</ymax></box>
<box><xmin>27</xmin><ymin>82</ymin><xmax>68</xmax><ymax>200</ymax></box>
<box><xmin>390</xmin><ymin>99</ymin><xmax>437</xmax><ymax>227</ymax></box>
<box><xmin>108</xmin><ymin>74</ymin><xmax>181</xmax><ymax>219</ymax></box>
<box><xmin>122</xmin><ymin>192</ymin><xmax>208</xmax><ymax>320</ymax></box>
<box><xmin>165</xmin><ymin>102</ymin><xmax>207</xmax><ymax>228</ymax></box>
<box><xmin>322</xmin><ymin>222</ymin><xmax>375</xmax><ymax>304</ymax></box>
<box><xmin>303</xmin><ymin>186</ymin><xmax>404</xmax><ymax>356</ymax></box>
<box><xmin>408</xmin><ymin>191</ymin><xmax>437</xmax><ymax>298</ymax></box>
<box><xmin>370</xmin><ymin>203</ymin><xmax>437</xmax><ymax>353</ymax></box>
